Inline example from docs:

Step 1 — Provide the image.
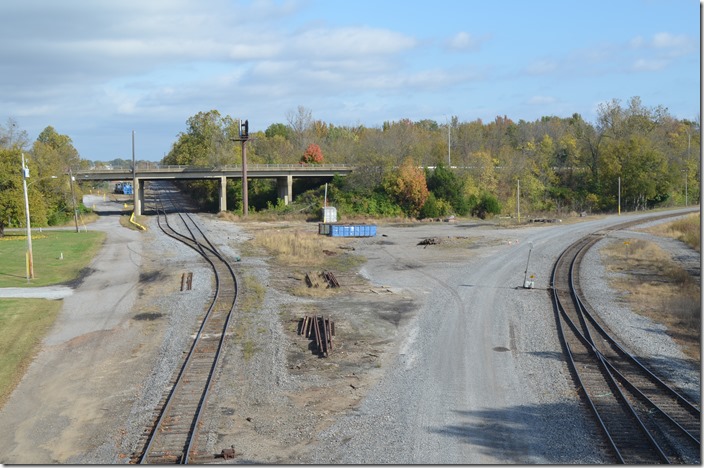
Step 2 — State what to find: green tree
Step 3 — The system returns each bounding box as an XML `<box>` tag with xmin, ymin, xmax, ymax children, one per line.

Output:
<box><xmin>163</xmin><ymin>110</ymin><xmax>239</xmax><ymax>166</ymax></box>
<box><xmin>471</xmin><ymin>192</ymin><xmax>501</xmax><ymax>219</ymax></box>
<box><xmin>0</xmin><ymin>149</ymin><xmax>48</xmax><ymax>236</ymax></box>
<box><xmin>425</xmin><ymin>163</ymin><xmax>469</xmax><ymax>215</ymax></box>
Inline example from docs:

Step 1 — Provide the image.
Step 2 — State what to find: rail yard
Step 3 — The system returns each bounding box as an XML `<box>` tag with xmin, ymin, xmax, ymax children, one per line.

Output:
<box><xmin>0</xmin><ymin>183</ymin><xmax>699</xmax><ymax>464</ymax></box>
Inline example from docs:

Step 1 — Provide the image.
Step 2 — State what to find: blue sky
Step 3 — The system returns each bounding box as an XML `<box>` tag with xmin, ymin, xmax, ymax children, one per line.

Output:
<box><xmin>0</xmin><ymin>0</ymin><xmax>699</xmax><ymax>161</ymax></box>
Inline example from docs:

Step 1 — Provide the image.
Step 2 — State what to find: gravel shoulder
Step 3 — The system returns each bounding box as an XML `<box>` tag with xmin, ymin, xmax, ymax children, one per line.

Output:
<box><xmin>0</xmin><ymin>206</ymin><xmax>699</xmax><ymax>464</ymax></box>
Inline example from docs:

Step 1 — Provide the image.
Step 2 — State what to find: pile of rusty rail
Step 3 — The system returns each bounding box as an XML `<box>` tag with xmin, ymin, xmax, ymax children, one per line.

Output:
<box><xmin>298</xmin><ymin>315</ymin><xmax>335</xmax><ymax>357</ymax></box>
<box><xmin>305</xmin><ymin>270</ymin><xmax>340</xmax><ymax>289</ymax></box>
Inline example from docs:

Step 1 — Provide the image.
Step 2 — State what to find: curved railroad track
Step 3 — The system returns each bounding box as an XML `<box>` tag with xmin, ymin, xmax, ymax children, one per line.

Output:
<box><xmin>132</xmin><ymin>182</ymin><xmax>238</xmax><ymax>464</ymax></box>
<box><xmin>551</xmin><ymin>212</ymin><xmax>700</xmax><ymax>464</ymax></box>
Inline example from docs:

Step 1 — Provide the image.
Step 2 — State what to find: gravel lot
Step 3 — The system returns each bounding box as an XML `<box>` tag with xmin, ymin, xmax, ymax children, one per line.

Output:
<box><xmin>0</xmin><ymin>203</ymin><xmax>699</xmax><ymax>464</ymax></box>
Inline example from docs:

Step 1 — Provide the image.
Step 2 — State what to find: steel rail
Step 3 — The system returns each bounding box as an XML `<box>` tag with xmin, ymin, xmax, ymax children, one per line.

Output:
<box><xmin>137</xmin><ymin>183</ymin><xmax>238</xmax><ymax>464</ymax></box>
<box><xmin>551</xmin><ymin>211</ymin><xmax>700</xmax><ymax>463</ymax></box>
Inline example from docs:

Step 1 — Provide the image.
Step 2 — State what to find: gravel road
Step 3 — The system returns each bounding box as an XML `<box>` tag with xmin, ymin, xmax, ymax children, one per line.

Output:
<box><xmin>0</xmin><ymin>202</ymin><xmax>698</xmax><ymax>464</ymax></box>
<box><xmin>307</xmin><ymin>209</ymin><xmax>700</xmax><ymax>464</ymax></box>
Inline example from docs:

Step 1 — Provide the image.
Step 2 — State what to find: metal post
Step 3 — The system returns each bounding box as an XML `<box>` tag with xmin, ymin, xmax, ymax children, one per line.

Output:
<box><xmin>517</xmin><ymin>178</ymin><xmax>520</xmax><ymax>224</ymax></box>
<box><xmin>132</xmin><ymin>130</ymin><xmax>138</xmax><ymax>214</ymax></box>
<box><xmin>241</xmin><ymin>140</ymin><xmax>248</xmax><ymax>217</ymax></box>
<box><xmin>21</xmin><ymin>153</ymin><xmax>34</xmax><ymax>280</ymax></box>
<box><xmin>448</xmin><ymin>121</ymin><xmax>451</xmax><ymax>166</ymax></box>
<box><xmin>684</xmin><ymin>170</ymin><xmax>688</xmax><ymax>207</ymax></box>
<box><xmin>523</xmin><ymin>242</ymin><xmax>534</xmax><ymax>288</ymax></box>
<box><xmin>618</xmin><ymin>176</ymin><xmax>621</xmax><ymax>215</ymax></box>
<box><xmin>68</xmin><ymin>167</ymin><xmax>79</xmax><ymax>232</ymax></box>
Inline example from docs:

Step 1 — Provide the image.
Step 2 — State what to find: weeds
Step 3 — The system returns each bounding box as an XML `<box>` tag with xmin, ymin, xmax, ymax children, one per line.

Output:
<box><xmin>602</xmin><ymin>238</ymin><xmax>700</xmax><ymax>359</ymax></box>
<box><xmin>644</xmin><ymin>213</ymin><xmax>700</xmax><ymax>252</ymax></box>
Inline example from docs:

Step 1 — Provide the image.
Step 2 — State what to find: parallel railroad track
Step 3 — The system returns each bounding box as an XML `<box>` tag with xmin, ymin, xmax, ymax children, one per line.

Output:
<box><xmin>551</xmin><ymin>211</ymin><xmax>700</xmax><ymax>464</ymax></box>
<box><xmin>132</xmin><ymin>183</ymin><xmax>238</xmax><ymax>464</ymax></box>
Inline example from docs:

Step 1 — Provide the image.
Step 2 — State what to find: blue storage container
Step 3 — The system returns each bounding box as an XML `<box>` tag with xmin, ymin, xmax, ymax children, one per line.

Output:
<box><xmin>327</xmin><ymin>223</ymin><xmax>376</xmax><ymax>237</ymax></box>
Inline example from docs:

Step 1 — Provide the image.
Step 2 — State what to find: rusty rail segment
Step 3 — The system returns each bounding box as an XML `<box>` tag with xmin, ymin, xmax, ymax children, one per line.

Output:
<box><xmin>132</xmin><ymin>183</ymin><xmax>238</xmax><ymax>464</ymax></box>
<box><xmin>298</xmin><ymin>315</ymin><xmax>335</xmax><ymax>357</ymax></box>
<box><xmin>551</xmin><ymin>211</ymin><xmax>700</xmax><ymax>464</ymax></box>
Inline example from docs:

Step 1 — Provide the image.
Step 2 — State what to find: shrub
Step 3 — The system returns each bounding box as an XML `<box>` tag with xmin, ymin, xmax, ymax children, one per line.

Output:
<box><xmin>472</xmin><ymin>192</ymin><xmax>501</xmax><ymax>219</ymax></box>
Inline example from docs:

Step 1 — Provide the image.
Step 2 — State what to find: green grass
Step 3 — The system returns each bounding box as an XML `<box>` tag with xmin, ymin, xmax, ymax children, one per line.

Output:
<box><xmin>0</xmin><ymin>298</ymin><xmax>62</xmax><ymax>407</ymax></box>
<box><xmin>0</xmin><ymin>230</ymin><xmax>106</xmax><ymax>408</ymax></box>
<box><xmin>0</xmin><ymin>231</ymin><xmax>106</xmax><ymax>287</ymax></box>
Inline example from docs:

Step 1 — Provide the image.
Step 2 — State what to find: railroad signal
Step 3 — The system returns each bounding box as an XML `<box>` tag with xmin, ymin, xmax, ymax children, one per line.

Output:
<box><xmin>240</xmin><ymin>119</ymin><xmax>249</xmax><ymax>139</ymax></box>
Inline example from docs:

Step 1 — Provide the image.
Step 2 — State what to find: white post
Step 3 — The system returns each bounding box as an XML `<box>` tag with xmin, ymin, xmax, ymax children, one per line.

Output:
<box><xmin>21</xmin><ymin>153</ymin><xmax>34</xmax><ymax>280</ymax></box>
<box><xmin>618</xmin><ymin>176</ymin><xmax>621</xmax><ymax>215</ymax></box>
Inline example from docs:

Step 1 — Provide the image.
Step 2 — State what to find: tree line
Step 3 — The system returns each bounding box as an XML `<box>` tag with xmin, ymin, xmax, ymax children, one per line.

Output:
<box><xmin>162</xmin><ymin>97</ymin><xmax>700</xmax><ymax>219</ymax></box>
<box><xmin>0</xmin><ymin>121</ymin><xmax>90</xmax><ymax>236</ymax></box>
<box><xmin>0</xmin><ymin>95</ymin><xmax>699</xmax><ymax>233</ymax></box>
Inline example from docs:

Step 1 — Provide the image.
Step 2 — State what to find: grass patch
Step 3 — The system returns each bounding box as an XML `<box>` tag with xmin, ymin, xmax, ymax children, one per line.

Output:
<box><xmin>0</xmin><ymin>298</ymin><xmax>61</xmax><ymax>408</ymax></box>
<box><xmin>0</xmin><ymin>231</ymin><xmax>106</xmax><ymax>287</ymax></box>
<box><xmin>248</xmin><ymin>228</ymin><xmax>364</xmax><ymax>271</ymax></box>
<box><xmin>232</xmin><ymin>274</ymin><xmax>265</xmax><ymax>361</ymax></box>
<box><xmin>238</xmin><ymin>273</ymin><xmax>265</xmax><ymax>313</ymax></box>
<box><xmin>644</xmin><ymin>213</ymin><xmax>700</xmax><ymax>252</ymax></box>
<box><xmin>602</xmin><ymin>238</ymin><xmax>700</xmax><ymax>359</ymax></box>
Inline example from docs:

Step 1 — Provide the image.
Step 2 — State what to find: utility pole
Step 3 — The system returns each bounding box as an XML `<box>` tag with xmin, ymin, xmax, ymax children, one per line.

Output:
<box><xmin>517</xmin><ymin>178</ymin><xmax>520</xmax><ymax>224</ymax></box>
<box><xmin>21</xmin><ymin>153</ymin><xmax>33</xmax><ymax>280</ymax></box>
<box><xmin>448</xmin><ymin>120</ymin><xmax>451</xmax><ymax>166</ymax></box>
<box><xmin>68</xmin><ymin>167</ymin><xmax>79</xmax><ymax>232</ymax></box>
<box><xmin>132</xmin><ymin>130</ymin><xmax>138</xmax><ymax>215</ymax></box>
<box><xmin>231</xmin><ymin>120</ymin><xmax>250</xmax><ymax>217</ymax></box>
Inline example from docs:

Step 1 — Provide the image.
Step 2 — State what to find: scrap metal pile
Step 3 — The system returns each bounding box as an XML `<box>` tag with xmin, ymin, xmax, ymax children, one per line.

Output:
<box><xmin>298</xmin><ymin>315</ymin><xmax>335</xmax><ymax>357</ymax></box>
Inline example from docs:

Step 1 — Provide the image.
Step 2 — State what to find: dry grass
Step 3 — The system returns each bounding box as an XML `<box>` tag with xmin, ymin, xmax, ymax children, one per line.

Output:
<box><xmin>245</xmin><ymin>226</ymin><xmax>365</xmax><ymax>298</ymax></box>
<box><xmin>602</xmin><ymin>238</ymin><xmax>700</xmax><ymax>359</ymax></box>
<box><xmin>643</xmin><ymin>213</ymin><xmax>700</xmax><ymax>252</ymax></box>
<box><xmin>248</xmin><ymin>228</ymin><xmax>358</xmax><ymax>268</ymax></box>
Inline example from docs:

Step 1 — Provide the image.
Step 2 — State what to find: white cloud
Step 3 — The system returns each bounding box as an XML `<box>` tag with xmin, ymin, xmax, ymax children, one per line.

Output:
<box><xmin>652</xmin><ymin>32</ymin><xmax>691</xmax><ymax>49</ymax></box>
<box><xmin>446</xmin><ymin>32</ymin><xmax>486</xmax><ymax>51</ymax></box>
<box><xmin>290</xmin><ymin>26</ymin><xmax>417</xmax><ymax>58</ymax></box>
<box><xmin>631</xmin><ymin>58</ymin><xmax>668</xmax><ymax>72</ymax></box>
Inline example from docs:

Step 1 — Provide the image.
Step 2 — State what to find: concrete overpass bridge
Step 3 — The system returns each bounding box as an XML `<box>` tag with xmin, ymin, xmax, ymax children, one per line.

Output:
<box><xmin>75</xmin><ymin>164</ymin><xmax>354</xmax><ymax>215</ymax></box>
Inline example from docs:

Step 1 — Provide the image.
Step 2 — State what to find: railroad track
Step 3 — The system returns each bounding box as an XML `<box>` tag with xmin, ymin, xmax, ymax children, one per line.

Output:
<box><xmin>132</xmin><ymin>183</ymin><xmax>238</xmax><ymax>464</ymax></box>
<box><xmin>551</xmin><ymin>211</ymin><xmax>700</xmax><ymax>464</ymax></box>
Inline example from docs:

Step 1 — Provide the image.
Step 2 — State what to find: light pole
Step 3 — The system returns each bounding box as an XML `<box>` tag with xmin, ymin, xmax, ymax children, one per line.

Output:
<box><xmin>21</xmin><ymin>153</ymin><xmax>33</xmax><ymax>280</ymax></box>
<box><xmin>68</xmin><ymin>167</ymin><xmax>79</xmax><ymax>232</ymax></box>
<box><xmin>682</xmin><ymin>169</ymin><xmax>688</xmax><ymax>207</ymax></box>
<box><xmin>444</xmin><ymin>115</ymin><xmax>451</xmax><ymax>167</ymax></box>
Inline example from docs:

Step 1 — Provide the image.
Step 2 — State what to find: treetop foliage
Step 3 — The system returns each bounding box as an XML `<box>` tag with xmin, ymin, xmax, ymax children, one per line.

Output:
<box><xmin>1</xmin><ymin>95</ymin><xmax>700</xmax><ymax>224</ymax></box>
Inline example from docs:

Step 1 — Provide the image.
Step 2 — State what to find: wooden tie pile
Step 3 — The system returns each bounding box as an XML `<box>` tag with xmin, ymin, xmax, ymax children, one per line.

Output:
<box><xmin>298</xmin><ymin>315</ymin><xmax>335</xmax><ymax>357</ymax></box>
<box><xmin>305</xmin><ymin>270</ymin><xmax>340</xmax><ymax>288</ymax></box>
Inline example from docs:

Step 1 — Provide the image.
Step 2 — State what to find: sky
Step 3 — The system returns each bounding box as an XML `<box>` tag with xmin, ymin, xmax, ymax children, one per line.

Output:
<box><xmin>0</xmin><ymin>0</ymin><xmax>700</xmax><ymax>161</ymax></box>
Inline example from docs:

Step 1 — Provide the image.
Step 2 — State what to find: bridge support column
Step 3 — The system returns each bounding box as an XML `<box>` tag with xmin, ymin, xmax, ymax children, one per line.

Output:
<box><xmin>219</xmin><ymin>176</ymin><xmax>227</xmax><ymax>212</ymax></box>
<box><xmin>133</xmin><ymin>178</ymin><xmax>144</xmax><ymax>216</ymax></box>
<box><xmin>277</xmin><ymin>175</ymin><xmax>293</xmax><ymax>205</ymax></box>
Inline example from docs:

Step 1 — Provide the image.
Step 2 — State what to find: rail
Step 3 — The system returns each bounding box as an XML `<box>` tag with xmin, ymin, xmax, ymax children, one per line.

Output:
<box><xmin>550</xmin><ymin>212</ymin><xmax>700</xmax><ymax>463</ymax></box>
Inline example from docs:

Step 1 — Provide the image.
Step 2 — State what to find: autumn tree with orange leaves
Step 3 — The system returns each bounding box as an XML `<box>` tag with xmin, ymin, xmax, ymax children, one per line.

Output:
<box><xmin>383</xmin><ymin>157</ymin><xmax>429</xmax><ymax>218</ymax></box>
<box><xmin>300</xmin><ymin>143</ymin><xmax>324</xmax><ymax>164</ymax></box>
